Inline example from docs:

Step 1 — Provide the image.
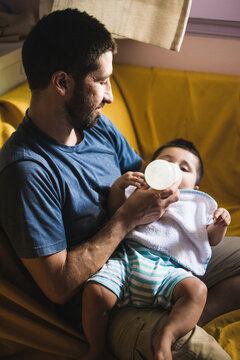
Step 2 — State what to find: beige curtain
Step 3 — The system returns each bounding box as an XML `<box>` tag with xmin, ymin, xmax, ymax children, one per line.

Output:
<box><xmin>50</xmin><ymin>0</ymin><xmax>192</xmax><ymax>51</ymax></box>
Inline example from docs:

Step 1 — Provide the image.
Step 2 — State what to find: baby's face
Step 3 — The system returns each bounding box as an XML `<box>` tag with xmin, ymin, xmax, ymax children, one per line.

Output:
<box><xmin>155</xmin><ymin>147</ymin><xmax>199</xmax><ymax>190</ymax></box>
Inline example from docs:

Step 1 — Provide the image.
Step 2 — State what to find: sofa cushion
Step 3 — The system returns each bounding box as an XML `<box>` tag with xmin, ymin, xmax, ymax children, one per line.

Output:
<box><xmin>113</xmin><ymin>64</ymin><xmax>240</xmax><ymax>236</ymax></box>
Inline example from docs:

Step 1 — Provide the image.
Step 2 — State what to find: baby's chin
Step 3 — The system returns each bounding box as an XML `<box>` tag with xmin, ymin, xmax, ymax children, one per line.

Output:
<box><xmin>178</xmin><ymin>185</ymin><xmax>199</xmax><ymax>190</ymax></box>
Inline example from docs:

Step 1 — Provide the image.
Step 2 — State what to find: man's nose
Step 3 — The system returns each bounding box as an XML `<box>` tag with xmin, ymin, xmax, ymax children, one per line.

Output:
<box><xmin>104</xmin><ymin>79</ymin><xmax>113</xmax><ymax>104</ymax></box>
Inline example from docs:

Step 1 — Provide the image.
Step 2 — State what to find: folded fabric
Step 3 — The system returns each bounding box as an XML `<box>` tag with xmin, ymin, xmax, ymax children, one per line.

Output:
<box><xmin>0</xmin><ymin>11</ymin><xmax>36</xmax><ymax>39</ymax></box>
<box><xmin>126</xmin><ymin>189</ymin><xmax>217</xmax><ymax>275</ymax></box>
<box><xmin>51</xmin><ymin>0</ymin><xmax>192</xmax><ymax>51</ymax></box>
<box><xmin>204</xmin><ymin>309</ymin><xmax>240</xmax><ymax>360</ymax></box>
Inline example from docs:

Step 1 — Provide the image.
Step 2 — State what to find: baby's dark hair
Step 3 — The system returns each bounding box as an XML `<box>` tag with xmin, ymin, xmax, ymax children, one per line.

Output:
<box><xmin>152</xmin><ymin>138</ymin><xmax>204</xmax><ymax>186</ymax></box>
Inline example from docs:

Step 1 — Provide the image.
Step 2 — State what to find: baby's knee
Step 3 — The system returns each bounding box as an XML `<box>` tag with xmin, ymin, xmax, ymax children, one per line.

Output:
<box><xmin>196</xmin><ymin>280</ymin><xmax>208</xmax><ymax>301</ymax></box>
<box><xmin>174</xmin><ymin>277</ymin><xmax>207</xmax><ymax>305</ymax></box>
<box><xmin>188</xmin><ymin>278</ymin><xmax>208</xmax><ymax>306</ymax></box>
<box><xmin>83</xmin><ymin>281</ymin><xmax>118</xmax><ymax>311</ymax></box>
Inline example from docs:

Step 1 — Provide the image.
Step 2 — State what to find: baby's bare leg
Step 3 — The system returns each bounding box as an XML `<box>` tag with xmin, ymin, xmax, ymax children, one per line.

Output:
<box><xmin>81</xmin><ymin>281</ymin><xmax>118</xmax><ymax>360</ymax></box>
<box><xmin>152</xmin><ymin>277</ymin><xmax>207</xmax><ymax>360</ymax></box>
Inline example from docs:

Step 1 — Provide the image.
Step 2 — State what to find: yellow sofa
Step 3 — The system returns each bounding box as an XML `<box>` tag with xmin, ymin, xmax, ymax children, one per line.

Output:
<box><xmin>0</xmin><ymin>64</ymin><xmax>240</xmax><ymax>359</ymax></box>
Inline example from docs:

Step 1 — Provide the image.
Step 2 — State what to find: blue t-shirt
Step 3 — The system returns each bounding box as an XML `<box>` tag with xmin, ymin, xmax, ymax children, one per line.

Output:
<box><xmin>0</xmin><ymin>113</ymin><xmax>142</xmax><ymax>258</ymax></box>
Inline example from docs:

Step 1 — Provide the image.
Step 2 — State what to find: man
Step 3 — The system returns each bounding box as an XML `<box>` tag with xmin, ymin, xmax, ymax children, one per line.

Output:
<box><xmin>0</xmin><ymin>8</ymin><xmax>237</xmax><ymax>359</ymax></box>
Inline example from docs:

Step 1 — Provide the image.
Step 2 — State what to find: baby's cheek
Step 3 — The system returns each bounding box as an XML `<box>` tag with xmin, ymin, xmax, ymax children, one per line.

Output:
<box><xmin>178</xmin><ymin>179</ymin><xmax>186</xmax><ymax>189</ymax></box>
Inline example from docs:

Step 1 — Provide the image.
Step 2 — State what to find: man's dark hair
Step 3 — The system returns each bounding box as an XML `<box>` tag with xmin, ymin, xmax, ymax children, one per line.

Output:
<box><xmin>22</xmin><ymin>8</ymin><xmax>116</xmax><ymax>90</ymax></box>
<box><xmin>152</xmin><ymin>138</ymin><xmax>204</xmax><ymax>186</ymax></box>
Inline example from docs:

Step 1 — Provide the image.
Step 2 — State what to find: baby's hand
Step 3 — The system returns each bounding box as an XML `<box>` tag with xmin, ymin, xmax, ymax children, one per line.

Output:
<box><xmin>113</xmin><ymin>171</ymin><xmax>147</xmax><ymax>190</ymax></box>
<box><xmin>213</xmin><ymin>208</ymin><xmax>231</xmax><ymax>227</ymax></box>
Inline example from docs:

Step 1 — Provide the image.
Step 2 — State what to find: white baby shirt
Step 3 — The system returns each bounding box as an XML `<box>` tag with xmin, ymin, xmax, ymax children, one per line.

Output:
<box><xmin>125</xmin><ymin>189</ymin><xmax>217</xmax><ymax>276</ymax></box>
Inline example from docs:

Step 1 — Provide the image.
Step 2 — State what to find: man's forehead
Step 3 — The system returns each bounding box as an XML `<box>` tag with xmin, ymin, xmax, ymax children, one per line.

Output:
<box><xmin>95</xmin><ymin>51</ymin><xmax>113</xmax><ymax>75</ymax></box>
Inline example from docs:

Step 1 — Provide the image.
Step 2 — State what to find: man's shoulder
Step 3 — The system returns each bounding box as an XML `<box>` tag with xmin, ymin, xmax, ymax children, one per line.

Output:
<box><xmin>88</xmin><ymin>114</ymin><xmax>125</xmax><ymax>145</ymax></box>
<box><xmin>0</xmin><ymin>124</ymin><xmax>48</xmax><ymax>174</ymax></box>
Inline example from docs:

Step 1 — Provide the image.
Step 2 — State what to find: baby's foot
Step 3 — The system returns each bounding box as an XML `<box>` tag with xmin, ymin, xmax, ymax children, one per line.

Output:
<box><xmin>80</xmin><ymin>349</ymin><xmax>112</xmax><ymax>360</ymax></box>
<box><xmin>153</xmin><ymin>345</ymin><xmax>172</xmax><ymax>360</ymax></box>
<box><xmin>152</xmin><ymin>332</ymin><xmax>173</xmax><ymax>360</ymax></box>
<box><xmin>80</xmin><ymin>353</ymin><xmax>98</xmax><ymax>360</ymax></box>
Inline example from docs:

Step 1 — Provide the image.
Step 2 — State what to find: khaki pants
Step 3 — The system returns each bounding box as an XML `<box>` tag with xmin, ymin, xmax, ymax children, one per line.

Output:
<box><xmin>108</xmin><ymin>236</ymin><xmax>240</xmax><ymax>359</ymax></box>
<box><xmin>200</xmin><ymin>236</ymin><xmax>240</xmax><ymax>287</ymax></box>
<box><xmin>109</xmin><ymin>307</ymin><xmax>231</xmax><ymax>359</ymax></box>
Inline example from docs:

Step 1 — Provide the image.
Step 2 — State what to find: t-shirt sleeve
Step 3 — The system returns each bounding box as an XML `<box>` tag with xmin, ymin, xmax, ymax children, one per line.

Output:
<box><xmin>100</xmin><ymin>115</ymin><xmax>142</xmax><ymax>173</ymax></box>
<box><xmin>0</xmin><ymin>160</ymin><xmax>67</xmax><ymax>258</ymax></box>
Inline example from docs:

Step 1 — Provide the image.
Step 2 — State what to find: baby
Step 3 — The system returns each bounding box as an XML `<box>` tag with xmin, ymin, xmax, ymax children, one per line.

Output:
<box><xmin>81</xmin><ymin>138</ymin><xmax>231</xmax><ymax>360</ymax></box>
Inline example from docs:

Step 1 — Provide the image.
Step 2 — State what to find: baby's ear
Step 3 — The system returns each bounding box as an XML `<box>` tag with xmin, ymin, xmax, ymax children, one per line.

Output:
<box><xmin>194</xmin><ymin>185</ymin><xmax>199</xmax><ymax>190</ymax></box>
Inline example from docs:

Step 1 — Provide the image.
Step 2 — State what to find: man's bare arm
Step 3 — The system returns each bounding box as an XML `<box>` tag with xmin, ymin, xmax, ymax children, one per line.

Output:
<box><xmin>22</xmin><ymin>184</ymin><xmax>179</xmax><ymax>304</ymax></box>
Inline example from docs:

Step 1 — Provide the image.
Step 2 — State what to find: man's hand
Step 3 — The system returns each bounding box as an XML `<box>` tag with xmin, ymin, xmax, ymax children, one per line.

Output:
<box><xmin>118</xmin><ymin>182</ymin><xmax>180</xmax><ymax>229</ymax></box>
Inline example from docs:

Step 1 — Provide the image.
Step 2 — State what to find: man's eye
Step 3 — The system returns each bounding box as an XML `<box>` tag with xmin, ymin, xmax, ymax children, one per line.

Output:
<box><xmin>100</xmin><ymin>80</ymin><xmax>108</xmax><ymax>85</ymax></box>
<box><xmin>181</xmin><ymin>167</ymin><xmax>189</xmax><ymax>172</ymax></box>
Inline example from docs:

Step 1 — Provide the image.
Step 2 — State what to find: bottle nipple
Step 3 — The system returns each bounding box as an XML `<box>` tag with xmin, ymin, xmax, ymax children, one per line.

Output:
<box><xmin>145</xmin><ymin>159</ymin><xmax>182</xmax><ymax>190</ymax></box>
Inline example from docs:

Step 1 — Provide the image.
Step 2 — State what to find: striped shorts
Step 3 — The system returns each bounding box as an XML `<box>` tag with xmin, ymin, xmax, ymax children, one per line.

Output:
<box><xmin>89</xmin><ymin>241</ymin><xmax>194</xmax><ymax>309</ymax></box>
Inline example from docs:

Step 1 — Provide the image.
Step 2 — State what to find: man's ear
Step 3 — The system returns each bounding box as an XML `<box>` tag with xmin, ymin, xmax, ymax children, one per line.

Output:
<box><xmin>194</xmin><ymin>185</ymin><xmax>199</xmax><ymax>190</ymax></box>
<box><xmin>51</xmin><ymin>71</ymin><xmax>73</xmax><ymax>97</ymax></box>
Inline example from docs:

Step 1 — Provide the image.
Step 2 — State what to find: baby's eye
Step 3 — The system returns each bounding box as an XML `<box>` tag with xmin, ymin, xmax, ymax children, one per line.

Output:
<box><xmin>181</xmin><ymin>167</ymin><xmax>189</xmax><ymax>172</ymax></box>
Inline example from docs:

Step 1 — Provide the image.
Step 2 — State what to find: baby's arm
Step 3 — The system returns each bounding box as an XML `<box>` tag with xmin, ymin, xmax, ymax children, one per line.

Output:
<box><xmin>207</xmin><ymin>208</ymin><xmax>231</xmax><ymax>246</ymax></box>
<box><xmin>108</xmin><ymin>171</ymin><xmax>146</xmax><ymax>217</ymax></box>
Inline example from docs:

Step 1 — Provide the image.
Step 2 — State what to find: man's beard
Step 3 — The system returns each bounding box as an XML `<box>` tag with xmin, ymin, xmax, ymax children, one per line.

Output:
<box><xmin>65</xmin><ymin>83</ymin><xmax>103</xmax><ymax>132</ymax></box>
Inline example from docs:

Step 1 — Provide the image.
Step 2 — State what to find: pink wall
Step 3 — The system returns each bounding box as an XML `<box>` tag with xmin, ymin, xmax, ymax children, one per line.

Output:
<box><xmin>113</xmin><ymin>0</ymin><xmax>240</xmax><ymax>75</ymax></box>
<box><xmin>190</xmin><ymin>0</ymin><xmax>240</xmax><ymax>21</ymax></box>
<box><xmin>2</xmin><ymin>0</ymin><xmax>240</xmax><ymax>75</ymax></box>
<box><xmin>114</xmin><ymin>35</ymin><xmax>240</xmax><ymax>76</ymax></box>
